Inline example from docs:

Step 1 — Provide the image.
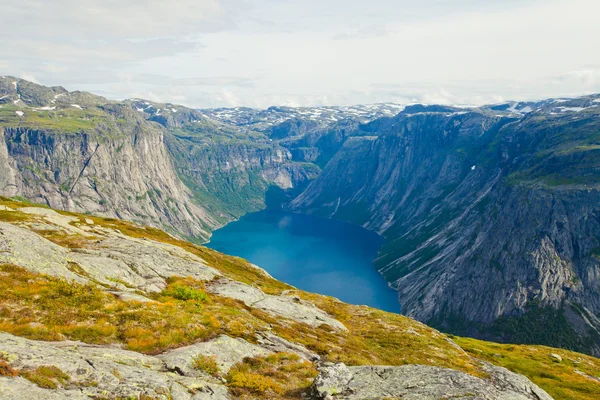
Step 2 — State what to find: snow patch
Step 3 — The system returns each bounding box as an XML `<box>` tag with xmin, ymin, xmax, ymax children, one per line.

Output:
<box><xmin>12</xmin><ymin>81</ymin><xmax>17</xmax><ymax>89</ymax></box>
<box><xmin>71</xmin><ymin>104</ymin><xmax>82</xmax><ymax>109</ymax></box>
<box><xmin>15</xmin><ymin>111</ymin><xmax>24</xmax><ymax>117</ymax></box>
<box><xmin>557</xmin><ymin>106</ymin><xmax>585</xmax><ymax>113</ymax></box>
<box><xmin>37</xmin><ymin>106</ymin><xmax>56</xmax><ymax>111</ymax></box>
<box><xmin>171</xmin><ymin>108</ymin><xmax>177</xmax><ymax>113</ymax></box>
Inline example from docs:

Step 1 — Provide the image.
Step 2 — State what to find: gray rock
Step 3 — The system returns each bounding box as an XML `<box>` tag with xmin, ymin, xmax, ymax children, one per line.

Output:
<box><xmin>0</xmin><ymin>332</ymin><xmax>229</xmax><ymax>400</ymax></box>
<box><xmin>158</xmin><ymin>334</ymin><xmax>272</xmax><ymax>376</ymax></box>
<box><xmin>311</xmin><ymin>363</ymin><xmax>554</xmax><ymax>400</ymax></box>
<box><xmin>208</xmin><ymin>279</ymin><xmax>347</xmax><ymax>330</ymax></box>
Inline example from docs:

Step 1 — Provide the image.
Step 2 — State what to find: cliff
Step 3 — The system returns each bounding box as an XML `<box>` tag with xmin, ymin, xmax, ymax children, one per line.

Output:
<box><xmin>290</xmin><ymin>98</ymin><xmax>600</xmax><ymax>355</ymax></box>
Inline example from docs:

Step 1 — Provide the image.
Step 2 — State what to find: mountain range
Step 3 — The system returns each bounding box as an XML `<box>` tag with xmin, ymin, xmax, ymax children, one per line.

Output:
<box><xmin>2</xmin><ymin>76</ymin><xmax>600</xmax><ymax>398</ymax></box>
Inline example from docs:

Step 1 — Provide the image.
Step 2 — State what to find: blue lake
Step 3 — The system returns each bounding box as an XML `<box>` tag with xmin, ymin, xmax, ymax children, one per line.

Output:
<box><xmin>206</xmin><ymin>210</ymin><xmax>399</xmax><ymax>313</ymax></box>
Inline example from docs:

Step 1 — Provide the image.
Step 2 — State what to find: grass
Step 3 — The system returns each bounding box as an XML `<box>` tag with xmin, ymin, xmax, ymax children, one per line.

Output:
<box><xmin>227</xmin><ymin>353</ymin><xmax>317</xmax><ymax>399</ymax></box>
<box><xmin>1</xmin><ymin>196</ymin><xmax>600</xmax><ymax>399</ymax></box>
<box><xmin>21</xmin><ymin>365</ymin><xmax>70</xmax><ymax>389</ymax></box>
<box><xmin>0</xmin><ymin>264</ymin><xmax>267</xmax><ymax>353</ymax></box>
<box><xmin>455</xmin><ymin>337</ymin><xmax>600</xmax><ymax>400</ymax></box>
<box><xmin>191</xmin><ymin>354</ymin><xmax>220</xmax><ymax>377</ymax></box>
<box><xmin>0</xmin><ymin>104</ymin><xmax>115</xmax><ymax>133</ymax></box>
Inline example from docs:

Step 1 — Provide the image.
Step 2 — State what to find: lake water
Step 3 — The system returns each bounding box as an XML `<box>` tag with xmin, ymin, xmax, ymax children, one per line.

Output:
<box><xmin>206</xmin><ymin>210</ymin><xmax>399</xmax><ymax>313</ymax></box>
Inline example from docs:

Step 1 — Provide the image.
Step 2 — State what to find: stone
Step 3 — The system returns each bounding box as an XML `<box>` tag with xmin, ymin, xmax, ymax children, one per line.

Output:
<box><xmin>158</xmin><ymin>334</ymin><xmax>272</xmax><ymax>375</ymax></box>
<box><xmin>550</xmin><ymin>353</ymin><xmax>563</xmax><ymax>362</ymax></box>
<box><xmin>311</xmin><ymin>362</ymin><xmax>554</xmax><ymax>400</ymax></box>
<box><xmin>208</xmin><ymin>279</ymin><xmax>347</xmax><ymax>330</ymax></box>
<box><xmin>0</xmin><ymin>332</ymin><xmax>229</xmax><ymax>400</ymax></box>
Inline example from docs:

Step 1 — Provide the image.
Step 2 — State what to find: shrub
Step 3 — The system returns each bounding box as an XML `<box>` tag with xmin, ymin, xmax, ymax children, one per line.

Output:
<box><xmin>165</xmin><ymin>285</ymin><xmax>209</xmax><ymax>302</ymax></box>
<box><xmin>228</xmin><ymin>372</ymin><xmax>283</xmax><ymax>395</ymax></box>
<box><xmin>191</xmin><ymin>354</ymin><xmax>220</xmax><ymax>377</ymax></box>
<box><xmin>0</xmin><ymin>360</ymin><xmax>18</xmax><ymax>377</ymax></box>
<box><xmin>21</xmin><ymin>365</ymin><xmax>70</xmax><ymax>389</ymax></box>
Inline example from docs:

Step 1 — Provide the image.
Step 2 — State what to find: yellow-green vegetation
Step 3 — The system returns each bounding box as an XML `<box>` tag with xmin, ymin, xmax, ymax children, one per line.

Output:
<box><xmin>2</xmin><ymin>195</ymin><xmax>600</xmax><ymax>399</ymax></box>
<box><xmin>31</xmin><ymin>229</ymin><xmax>99</xmax><ymax>249</ymax></box>
<box><xmin>0</xmin><ymin>104</ymin><xmax>107</xmax><ymax>133</ymax></box>
<box><xmin>191</xmin><ymin>354</ymin><xmax>220</xmax><ymax>377</ymax></box>
<box><xmin>20</xmin><ymin>365</ymin><xmax>70</xmax><ymax>389</ymax></box>
<box><xmin>455</xmin><ymin>337</ymin><xmax>600</xmax><ymax>400</ymax></box>
<box><xmin>0</xmin><ymin>265</ymin><xmax>269</xmax><ymax>353</ymax></box>
<box><xmin>0</xmin><ymin>357</ymin><xmax>70</xmax><ymax>390</ymax></box>
<box><xmin>0</xmin><ymin>360</ymin><xmax>18</xmax><ymax>377</ymax></box>
<box><xmin>227</xmin><ymin>353</ymin><xmax>317</xmax><ymax>399</ymax></box>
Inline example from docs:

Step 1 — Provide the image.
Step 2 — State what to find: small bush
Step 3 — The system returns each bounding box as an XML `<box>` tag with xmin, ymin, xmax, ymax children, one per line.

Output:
<box><xmin>228</xmin><ymin>372</ymin><xmax>283</xmax><ymax>395</ymax></box>
<box><xmin>21</xmin><ymin>365</ymin><xmax>70</xmax><ymax>389</ymax></box>
<box><xmin>165</xmin><ymin>285</ymin><xmax>209</xmax><ymax>302</ymax></box>
<box><xmin>0</xmin><ymin>360</ymin><xmax>18</xmax><ymax>377</ymax></box>
<box><xmin>191</xmin><ymin>354</ymin><xmax>220</xmax><ymax>377</ymax></box>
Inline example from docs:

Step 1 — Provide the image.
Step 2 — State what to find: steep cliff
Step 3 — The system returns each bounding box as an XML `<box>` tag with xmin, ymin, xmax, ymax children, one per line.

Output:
<box><xmin>290</xmin><ymin>98</ymin><xmax>600</xmax><ymax>355</ymax></box>
<box><xmin>0</xmin><ymin>78</ymin><xmax>218</xmax><ymax>240</ymax></box>
<box><xmin>0</xmin><ymin>77</ymin><xmax>320</xmax><ymax>240</ymax></box>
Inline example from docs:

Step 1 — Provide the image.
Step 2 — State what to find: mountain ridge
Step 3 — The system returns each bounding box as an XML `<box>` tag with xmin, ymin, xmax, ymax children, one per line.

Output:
<box><xmin>3</xmin><ymin>76</ymin><xmax>600</xmax><ymax>359</ymax></box>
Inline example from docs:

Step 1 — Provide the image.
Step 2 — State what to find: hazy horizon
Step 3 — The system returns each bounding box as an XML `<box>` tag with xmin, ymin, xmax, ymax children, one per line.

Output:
<box><xmin>2</xmin><ymin>0</ymin><xmax>599</xmax><ymax>108</ymax></box>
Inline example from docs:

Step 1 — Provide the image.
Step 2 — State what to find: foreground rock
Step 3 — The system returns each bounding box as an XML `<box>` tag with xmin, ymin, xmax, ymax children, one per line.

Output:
<box><xmin>311</xmin><ymin>362</ymin><xmax>553</xmax><ymax>400</ymax></box>
<box><xmin>207</xmin><ymin>278</ymin><xmax>348</xmax><ymax>330</ymax></box>
<box><xmin>0</xmin><ymin>332</ymin><xmax>229</xmax><ymax>400</ymax></box>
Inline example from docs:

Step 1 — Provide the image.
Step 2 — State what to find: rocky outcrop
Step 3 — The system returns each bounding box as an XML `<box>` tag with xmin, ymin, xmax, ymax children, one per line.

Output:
<box><xmin>207</xmin><ymin>278</ymin><xmax>348</xmax><ymax>330</ymax></box>
<box><xmin>158</xmin><ymin>335</ymin><xmax>272</xmax><ymax>376</ymax></box>
<box><xmin>311</xmin><ymin>362</ymin><xmax>553</xmax><ymax>400</ymax></box>
<box><xmin>0</xmin><ymin>332</ymin><xmax>230</xmax><ymax>400</ymax></box>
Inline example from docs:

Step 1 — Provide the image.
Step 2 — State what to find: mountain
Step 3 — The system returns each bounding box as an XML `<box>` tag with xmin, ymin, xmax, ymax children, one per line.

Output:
<box><xmin>289</xmin><ymin>95</ymin><xmax>600</xmax><ymax>355</ymax></box>
<box><xmin>1</xmin><ymin>196</ymin><xmax>597</xmax><ymax>399</ymax></box>
<box><xmin>4</xmin><ymin>76</ymin><xmax>600</xmax><ymax>360</ymax></box>
<box><xmin>0</xmin><ymin>77</ymin><xmax>319</xmax><ymax>240</ymax></box>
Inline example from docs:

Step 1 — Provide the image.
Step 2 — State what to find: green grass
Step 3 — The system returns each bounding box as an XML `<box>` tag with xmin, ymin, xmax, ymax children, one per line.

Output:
<box><xmin>456</xmin><ymin>337</ymin><xmax>600</xmax><ymax>400</ymax></box>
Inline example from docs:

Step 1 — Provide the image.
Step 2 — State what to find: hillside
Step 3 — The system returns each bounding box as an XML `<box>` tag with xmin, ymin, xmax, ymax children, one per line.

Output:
<box><xmin>1</xmin><ymin>196</ymin><xmax>599</xmax><ymax>399</ymax></box>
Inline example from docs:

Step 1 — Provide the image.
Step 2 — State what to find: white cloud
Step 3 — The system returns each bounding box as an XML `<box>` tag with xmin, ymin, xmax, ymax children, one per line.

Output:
<box><xmin>19</xmin><ymin>73</ymin><xmax>40</xmax><ymax>84</ymax></box>
<box><xmin>1</xmin><ymin>0</ymin><xmax>599</xmax><ymax>108</ymax></box>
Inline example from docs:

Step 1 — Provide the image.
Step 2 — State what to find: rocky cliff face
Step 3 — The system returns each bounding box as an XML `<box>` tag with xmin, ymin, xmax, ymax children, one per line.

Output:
<box><xmin>0</xmin><ymin>116</ymin><xmax>217</xmax><ymax>241</ymax></box>
<box><xmin>290</xmin><ymin>98</ymin><xmax>600</xmax><ymax>355</ymax></box>
<box><xmin>0</xmin><ymin>77</ymin><xmax>320</xmax><ymax>241</ymax></box>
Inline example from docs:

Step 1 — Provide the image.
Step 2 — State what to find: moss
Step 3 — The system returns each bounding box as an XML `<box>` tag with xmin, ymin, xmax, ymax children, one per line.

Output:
<box><xmin>21</xmin><ymin>365</ymin><xmax>70</xmax><ymax>389</ymax></box>
<box><xmin>227</xmin><ymin>353</ymin><xmax>316</xmax><ymax>398</ymax></box>
<box><xmin>191</xmin><ymin>354</ymin><xmax>220</xmax><ymax>377</ymax></box>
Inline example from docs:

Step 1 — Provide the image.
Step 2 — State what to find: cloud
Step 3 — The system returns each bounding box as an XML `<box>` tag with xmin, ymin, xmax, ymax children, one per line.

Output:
<box><xmin>332</xmin><ymin>25</ymin><xmax>390</xmax><ymax>41</ymax></box>
<box><xmin>19</xmin><ymin>73</ymin><xmax>40</xmax><ymax>84</ymax></box>
<box><xmin>1</xmin><ymin>0</ymin><xmax>599</xmax><ymax>108</ymax></box>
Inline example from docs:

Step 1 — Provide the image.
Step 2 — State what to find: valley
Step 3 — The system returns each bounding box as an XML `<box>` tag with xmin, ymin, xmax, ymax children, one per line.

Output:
<box><xmin>2</xmin><ymin>76</ymin><xmax>600</xmax><ymax>398</ymax></box>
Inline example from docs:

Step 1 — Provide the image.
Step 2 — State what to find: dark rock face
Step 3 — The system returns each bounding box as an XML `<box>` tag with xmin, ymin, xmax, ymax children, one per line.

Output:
<box><xmin>290</xmin><ymin>102</ymin><xmax>600</xmax><ymax>354</ymax></box>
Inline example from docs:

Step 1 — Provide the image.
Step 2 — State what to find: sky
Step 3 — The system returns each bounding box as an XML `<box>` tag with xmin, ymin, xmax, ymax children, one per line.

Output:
<box><xmin>1</xmin><ymin>0</ymin><xmax>599</xmax><ymax>108</ymax></box>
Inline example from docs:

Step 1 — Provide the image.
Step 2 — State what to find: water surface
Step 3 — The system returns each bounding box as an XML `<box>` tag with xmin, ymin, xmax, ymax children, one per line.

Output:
<box><xmin>207</xmin><ymin>210</ymin><xmax>399</xmax><ymax>313</ymax></box>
